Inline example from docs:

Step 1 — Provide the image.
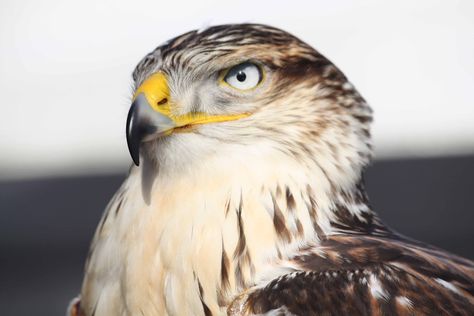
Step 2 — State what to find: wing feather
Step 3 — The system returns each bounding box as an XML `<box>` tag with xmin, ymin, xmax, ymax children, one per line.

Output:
<box><xmin>234</xmin><ymin>235</ymin><xmax>474</xmax><ymax>316</ymax></box>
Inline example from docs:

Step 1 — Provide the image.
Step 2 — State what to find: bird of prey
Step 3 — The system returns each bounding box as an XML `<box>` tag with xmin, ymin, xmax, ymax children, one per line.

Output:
<box><xmin>69</xmin><ymin>24</ymin><xmax>474</xmax><ymax>316</ymax></box>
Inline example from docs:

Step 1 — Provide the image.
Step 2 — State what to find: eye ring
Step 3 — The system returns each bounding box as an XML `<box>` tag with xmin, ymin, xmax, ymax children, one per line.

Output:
<box><xmin>220</xmin><ymin>62</ymin><xmax>264</xmax><ymax>91</ymax></box>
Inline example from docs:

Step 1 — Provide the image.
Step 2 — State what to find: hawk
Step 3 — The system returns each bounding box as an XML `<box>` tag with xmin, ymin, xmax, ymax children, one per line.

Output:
<box><xmin>69</xmin><ymin>24</ymin><xmax>474</xmax><ymax>315</ymax></box>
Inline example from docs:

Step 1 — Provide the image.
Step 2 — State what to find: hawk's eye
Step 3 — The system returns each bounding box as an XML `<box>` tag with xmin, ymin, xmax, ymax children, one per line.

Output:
<box><xmin>222</xmin><ymin>62</ymin><xmax>262</xmax><ymax>90</ymax></box>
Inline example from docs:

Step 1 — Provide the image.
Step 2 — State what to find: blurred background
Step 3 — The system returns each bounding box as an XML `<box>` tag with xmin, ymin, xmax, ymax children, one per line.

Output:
<box><xmin>1</xmin><ymin>0</ymin><xmax>473</xmax><ymax>315</ymax></box>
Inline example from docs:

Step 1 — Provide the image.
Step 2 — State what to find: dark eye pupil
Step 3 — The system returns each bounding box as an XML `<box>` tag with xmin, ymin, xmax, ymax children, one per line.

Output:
<box><xmin>236</xmin><ymin>71</ymin><xmax>246</xmax><ymax>82</ymax></box>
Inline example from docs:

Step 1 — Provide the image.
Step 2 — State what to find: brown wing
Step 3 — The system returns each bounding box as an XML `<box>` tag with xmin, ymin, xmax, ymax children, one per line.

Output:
<box><xmin>235</xmin><ymin>235</ymin><xmax>474</xmax><ymax>316</ymax></box>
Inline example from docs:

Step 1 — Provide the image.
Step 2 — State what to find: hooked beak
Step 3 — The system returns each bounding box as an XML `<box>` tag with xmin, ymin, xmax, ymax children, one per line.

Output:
<box><xmin>126</xmin><ymin>72</ymin><xmax>250</xmax><ymax>166</ymax></box>
<box><xmin>126</xmin><ymin>93</ymin><xmax>175</xmax><ymax>166</ymax></box>
<box><xmin>126</xmin><ymin>72</ymin><xmax>175</xmax><ymax>166</ymax></box>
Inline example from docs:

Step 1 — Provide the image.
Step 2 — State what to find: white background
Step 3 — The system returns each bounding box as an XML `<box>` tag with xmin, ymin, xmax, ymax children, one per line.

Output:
<box><xmin>1</xmin><ymin>0</ymin><xmax>473</xmax><ymax>179</ymax></box>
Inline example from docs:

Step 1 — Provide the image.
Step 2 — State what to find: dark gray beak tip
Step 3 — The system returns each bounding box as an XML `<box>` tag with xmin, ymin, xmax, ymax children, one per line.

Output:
<box><xmin>126</xmin><ymin>101</ymin><xmax>141</xmax><ymax>166</ymax></box>
<box><xmin>126</xmin><ymin>93</ymin><xmax>175</xmax><ymax>166</ymax></box>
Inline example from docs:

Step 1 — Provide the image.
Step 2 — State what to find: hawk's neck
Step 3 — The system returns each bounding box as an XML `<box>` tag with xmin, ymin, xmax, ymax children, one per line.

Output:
<box><xmin>82</xmin><ymin>151</ymin><xmax>380</xmax><ymax>315</ymax></box>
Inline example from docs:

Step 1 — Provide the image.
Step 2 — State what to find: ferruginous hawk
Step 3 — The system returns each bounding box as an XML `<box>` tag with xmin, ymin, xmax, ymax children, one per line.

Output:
<box><xmin>69</xmin><ymin>24</ymin><xmax>474</xmax><ymax>316</ymax></box>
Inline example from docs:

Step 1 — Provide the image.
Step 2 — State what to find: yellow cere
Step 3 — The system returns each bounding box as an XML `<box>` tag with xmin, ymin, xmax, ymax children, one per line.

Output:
<box><xmin>133</xmin><ymin>71</ymin><xmax>250</xmax><ymax>129</ymax></box>
<box><xmin>133</xmin><ymin>72</ymin><xmax>172</xmax><ymax>116</ymax></box>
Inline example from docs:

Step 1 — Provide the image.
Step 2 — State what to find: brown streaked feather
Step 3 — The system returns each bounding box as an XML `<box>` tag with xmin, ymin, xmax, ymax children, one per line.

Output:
<box><xmin>198</xmin><ymin>278</ymin><xmax>213</xmax><ymax>316</ymax></box>
<box><xmin>271</xmin><ymin>193</ymin><xmax>292</xmax><ymax>243</ymax></box>
<box><xmin>233</xmin><ymin>194</ymin><xmax>255</xmax><ymax>290</ymax></box>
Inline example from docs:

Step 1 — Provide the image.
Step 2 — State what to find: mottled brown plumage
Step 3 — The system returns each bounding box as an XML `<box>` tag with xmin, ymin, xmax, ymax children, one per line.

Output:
<box><xmin>70</xmin><ymin>24</ymin><xmax>473</xmax><ymax>316</ymax></box>
<box><xmin>242</xmin><ymin>235</ymin><xmax>474</xmax><ymax>315</ymax></box>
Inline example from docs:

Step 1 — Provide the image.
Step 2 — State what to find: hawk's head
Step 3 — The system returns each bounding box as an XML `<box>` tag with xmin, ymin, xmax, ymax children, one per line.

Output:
<box><xmin>127</xmin><ymin>24</ymin><xmax>372</xmax><ymax>191</ymax></box>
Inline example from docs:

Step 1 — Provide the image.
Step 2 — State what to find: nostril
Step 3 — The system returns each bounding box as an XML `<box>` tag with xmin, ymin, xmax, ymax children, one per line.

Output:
<box><xmin>157</xmin><ymin>98</ymin><xmax>168</xmax><ymax>106</ymax></box>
